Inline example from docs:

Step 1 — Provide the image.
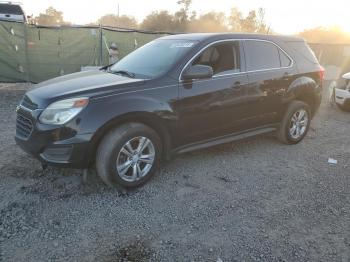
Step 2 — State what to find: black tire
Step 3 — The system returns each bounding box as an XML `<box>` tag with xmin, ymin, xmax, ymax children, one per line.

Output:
<box><xmin>277</xmin><ymin>101</ymin><xmax>311</xmax><ymax>144</ymax></box>
<box><xmin>96</xmin><ymin>122</ymin><xmax>162</xmax><ymax>189</ymax></box>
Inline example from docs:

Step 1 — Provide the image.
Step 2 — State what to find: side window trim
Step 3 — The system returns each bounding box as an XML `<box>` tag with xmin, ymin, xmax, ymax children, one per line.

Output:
<box><xmin>179</xmin><ymin>39</ymin><xmax>294</xmax><ymax>82</ymax></box>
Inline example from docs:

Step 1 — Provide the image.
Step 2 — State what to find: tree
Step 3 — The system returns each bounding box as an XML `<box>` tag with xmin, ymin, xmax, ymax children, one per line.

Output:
<box><xmin>140</xmin><ymin>0</ymin><xmax>195</xmax><ymax>32</ymax></box>
<box><xmin>140</xmin><ymin>11</ymin><xmax>177</xmax><ymax>32</ymax></box>
<box><xmin>98</xmin><ymin>14</ymin><xmax>137</xmax><ymax>29</ymax></box>
<box><xmin>174</xmin><ymin>0</ymin><xmax>195</xmax><ymax>32</ymax></box>
<box><xmin>299</xmin><ymin>26</ymin><xmax>350</xmax><ymax>44</ymax></box>
<box><xmin>139</xmin><ymin>5</ymin><xmax>269</xmax><ymax>34</ymax></box>
<box><xmin>188</xmin><ymin>12</ymin><xmax>228</xmax><ymax>33</ymax></box>
<box><xmin>34</xmin><ymin>7</ymin><xmax>69</xmax><ymax>26</ymax></box>
<box><xmin>228</xmin><ymin>7</ymin><xmax>243</xmax><ymax>32</ymax></box>
<box><xmin>240</xmin><ymin>10</ymin><xmax>257</xmax><ymax>33</ymax></box>
<box><xmin>256</xmin><ymin>8</ymin><xmax>268</xmax><ymax>33</ymax></box>
<box><xmin>229</xmin><ymin>8</ymin><xmax>268</xmax><ymax>33</ymax></box>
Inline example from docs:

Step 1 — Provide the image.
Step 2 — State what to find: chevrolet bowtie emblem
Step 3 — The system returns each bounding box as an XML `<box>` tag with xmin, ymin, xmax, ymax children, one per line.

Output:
<box><xmin>16</xmin><ymin>105</ymin><xmax>20</xmax><ymax>112</ymax></box>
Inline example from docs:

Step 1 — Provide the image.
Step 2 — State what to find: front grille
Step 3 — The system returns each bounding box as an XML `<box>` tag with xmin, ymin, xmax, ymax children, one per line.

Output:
<box><xmin>21</xmin><ymin>95</ymin><xmax>38</xmax><ymax>110</ymax></box>
<box><xmin>16</xmin><ymin>114</ymin><xmax>33</xmax><ymax>139</ymax></box>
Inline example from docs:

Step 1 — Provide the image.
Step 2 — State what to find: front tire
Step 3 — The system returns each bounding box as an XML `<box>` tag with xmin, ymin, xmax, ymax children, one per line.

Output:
<box><xmin>277</xmin><ymin>101</ymin><xmax>311</xmax><ymax>144</ymax></box>
<box><xmin>96</xmin><ymin>123</ymin><xmax>162</xmax><ymax>189</ymax></box>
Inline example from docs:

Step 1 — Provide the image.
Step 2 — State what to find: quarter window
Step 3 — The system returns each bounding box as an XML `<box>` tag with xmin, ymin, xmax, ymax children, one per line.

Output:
<box><xmin>279</xmin><ymin>49</ymin><xmax>292</xmax><ymax>67</ymax></box>
<box><xmin>192</xmin><ymin>41</ymin><xmax>241</xmax><ymax>75</ymax></box>
<box><xmin>244</xmin><ymin>40</ymin><xmax>289</xmax><ymax>71</ymax></box>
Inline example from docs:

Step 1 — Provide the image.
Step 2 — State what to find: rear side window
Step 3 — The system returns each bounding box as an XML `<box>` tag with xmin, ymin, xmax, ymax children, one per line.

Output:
<box><xmin>244</xmin><ymin>40</ymin><xmax>282</xmax><ymax>71</ymax></box>
<box><xmin>286</xmin><ymin>41</ymin><xmax>319</xmax><ymax>64</ymax></box>
<box><xmin>0</xmin><ymin>4</ymin><xmax>23</xmax><ymax>15</ymax></box>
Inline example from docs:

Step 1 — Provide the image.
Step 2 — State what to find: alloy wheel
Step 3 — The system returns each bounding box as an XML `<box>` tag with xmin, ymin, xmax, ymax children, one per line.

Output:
<box><xmin>116</xmin><ymin>136</ymin><xmax>155</xmax><ymax>182</ymax></box>
<box><xmin>289</xmin><ymin>109</ymin><xmax>309</xmax><ymax>139</ymax></box>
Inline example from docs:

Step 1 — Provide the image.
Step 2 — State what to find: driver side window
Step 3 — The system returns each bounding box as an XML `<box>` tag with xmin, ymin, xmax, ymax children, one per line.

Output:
<box><xmin>193</xmin><ymin>41</ymin><xmax>241</xmax><ymax>76</ymax></box>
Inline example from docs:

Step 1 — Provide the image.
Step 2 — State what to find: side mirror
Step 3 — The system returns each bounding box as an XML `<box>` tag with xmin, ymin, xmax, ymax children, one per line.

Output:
<box><xmin>182</xmin><ymin>65</ymin><xmax>213</xmax><ymax>81</ymax></box>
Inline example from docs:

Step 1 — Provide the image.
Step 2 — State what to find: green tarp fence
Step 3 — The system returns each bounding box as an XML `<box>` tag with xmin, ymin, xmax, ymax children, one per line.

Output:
<box><xmin>0</xmin><ymin>21</ymin><xmax>169</xmax><ymax>83</ymax></box>
<box><xmin>1</xmin><ymin>20</ymin><xmax>350</xmax><ymax>83</ymax></box>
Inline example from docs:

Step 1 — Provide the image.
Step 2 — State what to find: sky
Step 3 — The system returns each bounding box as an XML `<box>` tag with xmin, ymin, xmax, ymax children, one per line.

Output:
<box><xmin>21</xmin><ymin>0</ymin><xmax>350</xmax><ymax>34</ymax></box>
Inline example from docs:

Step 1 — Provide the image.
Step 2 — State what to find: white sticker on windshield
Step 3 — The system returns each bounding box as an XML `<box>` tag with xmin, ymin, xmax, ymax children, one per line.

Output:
<box><xmin>170</xmin><ymin>42</ymin><xmax>195</xmax><ymax>48</ymax></box>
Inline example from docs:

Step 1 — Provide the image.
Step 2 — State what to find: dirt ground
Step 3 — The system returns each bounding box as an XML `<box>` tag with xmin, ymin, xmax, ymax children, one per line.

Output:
<box><xmin>0</xmin><ymin>83</ymin><xmax>349</xmax><ymax>262</ymax></box>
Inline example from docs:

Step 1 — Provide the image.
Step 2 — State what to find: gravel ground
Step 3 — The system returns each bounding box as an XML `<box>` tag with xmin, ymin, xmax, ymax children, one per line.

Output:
<box><xmin>0</xmin><ymin>82</ymin><xmax>349</xmax><ymax>262</ymax></box>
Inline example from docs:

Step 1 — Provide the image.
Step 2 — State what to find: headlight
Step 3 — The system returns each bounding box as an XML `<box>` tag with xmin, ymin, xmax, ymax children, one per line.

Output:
<box><xmin>39</xmin><ymin>97</ymin><xmax>89</xmax><ymax>125</ymax></box>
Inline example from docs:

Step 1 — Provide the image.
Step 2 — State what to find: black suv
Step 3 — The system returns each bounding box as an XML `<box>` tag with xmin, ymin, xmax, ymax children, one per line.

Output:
<box><xmin>16</xmin><ymin>33</ymin><xmax>323</xmax><ymax>188</ymax></box>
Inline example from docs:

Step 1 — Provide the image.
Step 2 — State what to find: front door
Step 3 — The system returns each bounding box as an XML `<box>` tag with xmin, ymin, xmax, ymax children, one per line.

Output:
<box><xmin>177</xmin><ymin>40</ymin><xmax>257</xmax><ymax>146</ymax></box>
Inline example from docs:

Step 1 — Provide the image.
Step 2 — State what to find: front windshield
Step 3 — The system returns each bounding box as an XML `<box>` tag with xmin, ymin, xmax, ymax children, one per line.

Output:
<box><xmin>110</xmin><ymin>39</ymin><xmax>198</xmax><ymax>78</ymax></box>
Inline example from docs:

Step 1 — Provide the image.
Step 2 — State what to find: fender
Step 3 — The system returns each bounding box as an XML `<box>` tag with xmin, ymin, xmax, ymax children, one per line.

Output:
<box><xmin>73</xmin><ymin>86</ymin><xmax>179</xmax><ymax>162</ymax></box>
<box><xmin>282</xmin><ymin>76</ymin><xmax>321</xmax><ymax>113</ymax></box>
<box><xmin>78</xmin><ymin>81</ymin><xmax>178</xmax><ymax>130</ymax></box>
<box><xmin>284</xmin><ymin>76</ymin><xmax>318</xmax><ymax>101</ymax></box>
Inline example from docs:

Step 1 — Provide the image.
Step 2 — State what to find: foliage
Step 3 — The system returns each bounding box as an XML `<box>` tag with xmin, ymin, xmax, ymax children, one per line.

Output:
<box><xmin>299</xmin><ymin>26</ymin><xmax>350</xmax><ymax>44</ymax></box>
<box><xmin>32</xmin><ymin>3</ymin><xmax>269</xmax><ymax>34</ymax></box>
<box><xmin>228</xmin><ymin>7</ymin><xmax>269</xmax><ymax>33</ymax></box>
<box><xmin>173</xmin><ymin>0</ymin><xmax>196</xmax><ymax>32</ymax></box>
<box><xmin>98</xmin><ymin>14</ymin><xmax>137</xmax><ymax>28</ymax></box>
<box><xmin>188</xmin><ymin>12</ymin><xmax>228</xmax><ymax>33</ymax></box>
<box><xmin>228</xmin><ymin>7</ymin><xmax>242</xmax><ymax>32</ymax></box>
<box><xmin>139</xmin><ymin>1</ymin><xmax>268</xmax><ymax>33</ymax></box>
<box><xmin>140</xmin><ymin>11</ymin><xmax>178</xmax><ymax>32</ymax></box>
<box><xmin>32</xmin><ymin>7</ymin><xmax>70</xmax><ymax>26</ymax></box>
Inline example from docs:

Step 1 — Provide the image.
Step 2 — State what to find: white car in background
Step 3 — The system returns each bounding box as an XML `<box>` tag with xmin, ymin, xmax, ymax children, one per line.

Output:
<box><xmin>0</xmin><ymin>2</ymin><xmax>26</xmax><ymax>23</ymax></box>
<box><xmin>333</xmin><ymin>72</ymin><xmax>350</xmax><ymax>111</ymax></box>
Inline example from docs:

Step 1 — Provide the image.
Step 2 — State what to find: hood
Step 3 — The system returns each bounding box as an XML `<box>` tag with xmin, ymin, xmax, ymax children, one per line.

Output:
<box><xmin>27</xmin><ymin>70</ymin><xmax>144</xmax><ymax>108</ymax></box>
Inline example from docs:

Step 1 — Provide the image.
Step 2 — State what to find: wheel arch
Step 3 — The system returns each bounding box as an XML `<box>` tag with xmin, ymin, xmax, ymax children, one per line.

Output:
<box><xmin>284</xmin><ymin>76</ymin><xmax>321</xmax><ymax>116</ymax></box>
<box><xmin>88</xmin><ymin>111</ymin><xmax>173</xmax><ymax>166</ymax></box>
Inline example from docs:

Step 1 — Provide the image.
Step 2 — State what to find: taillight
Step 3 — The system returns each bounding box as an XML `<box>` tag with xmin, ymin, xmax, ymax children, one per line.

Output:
<box><xmin>319</xmin><ymin>66</ymin><xmax>325</xmax><ymax>82</ymax></box>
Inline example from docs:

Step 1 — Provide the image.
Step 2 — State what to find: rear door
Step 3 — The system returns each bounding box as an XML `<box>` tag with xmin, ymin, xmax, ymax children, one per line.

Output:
<box><xmin>243</xmin><ymin>40</ymin><xmax>295</xmax><ymax>126</ymax></box>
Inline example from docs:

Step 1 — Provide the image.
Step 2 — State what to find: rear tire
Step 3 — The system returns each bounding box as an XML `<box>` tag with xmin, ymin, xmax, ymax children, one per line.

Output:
<box><xmin>96</xmin><ymin>122</ymin><xmax>162</xmax><ymax>189</ymax></box>
<box><xmin>277</xmin><ymin>101</ymin><xmax>311</xmax><ymax>144</ymax></box>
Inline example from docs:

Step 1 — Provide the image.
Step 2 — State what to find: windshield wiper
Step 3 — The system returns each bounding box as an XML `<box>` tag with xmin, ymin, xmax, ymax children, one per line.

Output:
<box><xmin>111</xmin><ymin>70</ymin><xmax>136</xmax><ymax>78</ymax></box>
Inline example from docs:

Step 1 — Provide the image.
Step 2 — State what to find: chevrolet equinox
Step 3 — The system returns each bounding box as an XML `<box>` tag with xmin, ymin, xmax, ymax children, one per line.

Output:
<box><xmin>15</xmin><ymin>33</ymin><xmax>324</xmax><ymax>188</ymax></box>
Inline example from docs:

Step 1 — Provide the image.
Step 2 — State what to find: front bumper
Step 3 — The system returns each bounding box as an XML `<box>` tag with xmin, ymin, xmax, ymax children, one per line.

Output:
<box><xmin>15</xmin><ymin>107</ymin><xmax>94</xmax><ymax>168</ymax></box>
<box><xmin>335</xmin><ymin>88</ymin><xmax>350</xmax><ymax>108</ymax></box>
